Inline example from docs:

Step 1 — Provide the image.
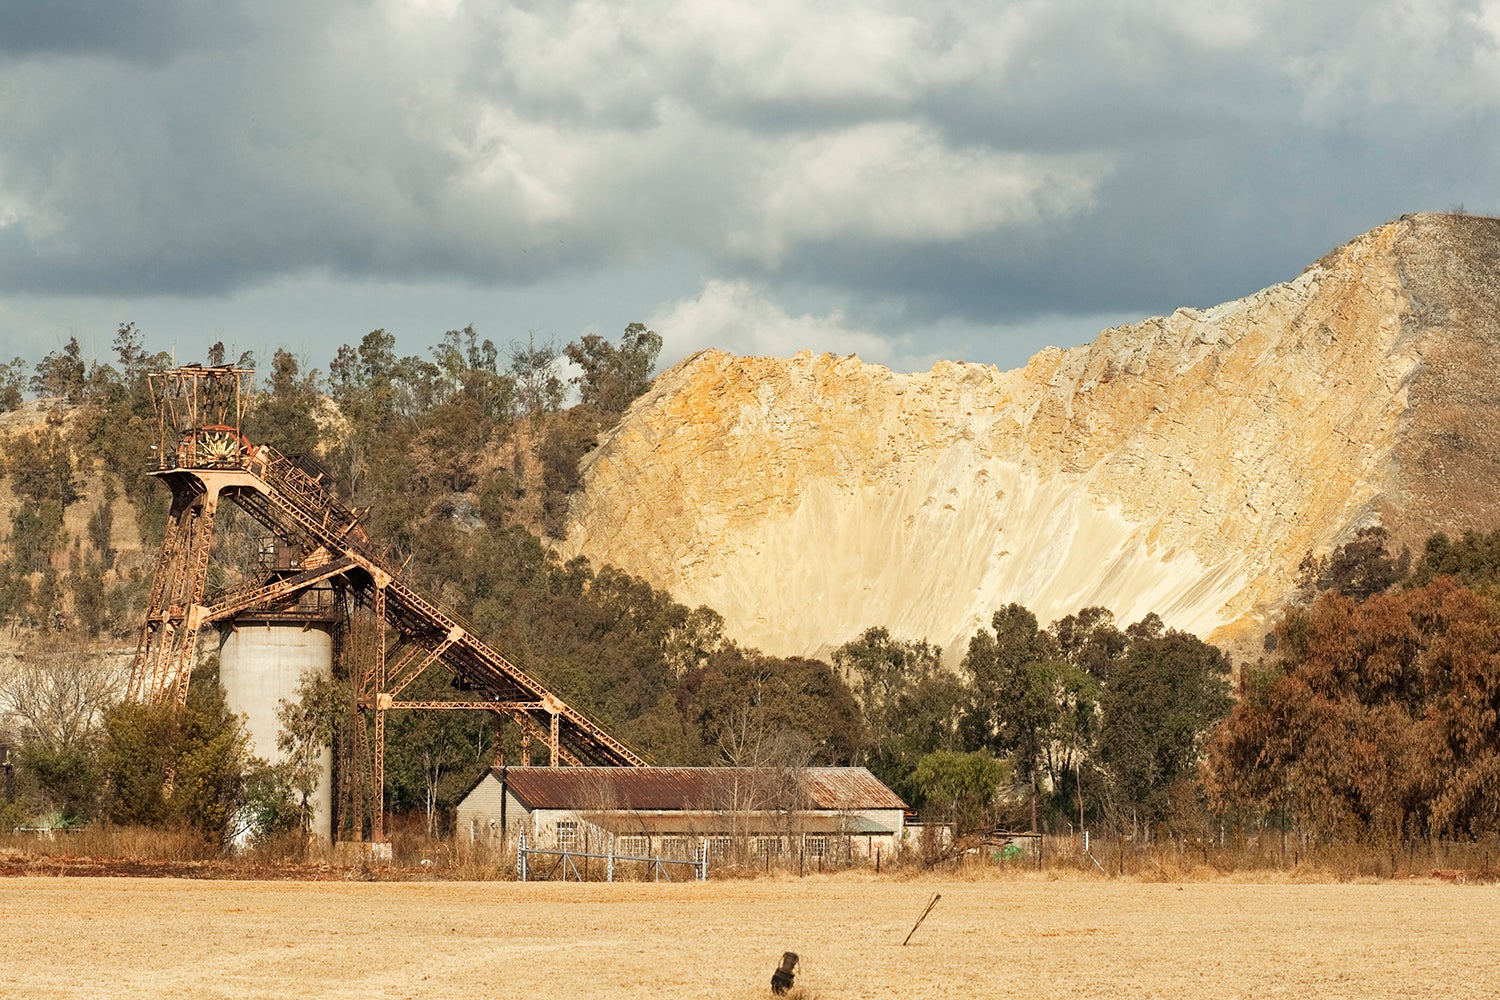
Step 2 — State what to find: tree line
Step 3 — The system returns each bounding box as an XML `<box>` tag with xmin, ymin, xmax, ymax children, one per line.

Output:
<box><xmin>0</xmin><ymin>324</ymin><xmax>1241</xmax><ymax>847</ymax></box>
<box><xmin>0</xmin><ymin>322</ymin><xmax>682</xmax><ymax>839</ymax></box>
<box><xmin>834</xmin><ymin>607</ymin><xmax>1230</xmax><ymax>838</ymax></box>
<box><xmin>1205</xmin><ymin>527</ymin><xmax>1500</xmax><ymax>846</ymax></box>
<box><xmin>10</xmin><ymin>326</ymin><xmax>1496</xmax><ymax>856</ymax></box>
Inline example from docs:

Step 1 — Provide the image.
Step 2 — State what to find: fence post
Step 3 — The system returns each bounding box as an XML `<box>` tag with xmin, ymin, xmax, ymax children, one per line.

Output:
<box><xmin>517</xmin><ymin>832</ymin><xmax>527</xmax><ymax>882</ymax></box>
<box><xmin>698</xmin><ymin>838</ymin><xmax>708</xmax><ymax>880</ymax></box>
<box><xmin>607</xmin><ymin>832</ymin><xmax>615</xmax><ymax>883</ymax></box>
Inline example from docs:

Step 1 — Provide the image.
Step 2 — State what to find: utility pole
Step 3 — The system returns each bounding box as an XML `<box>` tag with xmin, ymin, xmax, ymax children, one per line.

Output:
<box><xmin>1076</xmin><ymin>756</ymin><xmax>1084</xmax><ymax>841</ymax></box>
<box><xmin>1</xmin><ymin>744</ymin><xmax>13</xmax><ymax>804</ymax></box>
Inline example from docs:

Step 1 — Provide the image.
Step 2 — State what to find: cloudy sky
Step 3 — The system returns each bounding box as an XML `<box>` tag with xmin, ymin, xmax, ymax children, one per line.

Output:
<box><xmin>1</xmin><ymin>0</ymin><xmax>1497</xmax><ymax>377</ymax></box>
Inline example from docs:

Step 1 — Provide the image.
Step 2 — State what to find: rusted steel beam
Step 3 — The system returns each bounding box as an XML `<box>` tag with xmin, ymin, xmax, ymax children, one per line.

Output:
<box><xmin>199</xmin><ymin>555</ymin><xmax>359</xmax><ymax>624</ymax></box>
<box><xmin>373</xmin><ymin>704</ymin><xmax>386</xmax><ymax>843</ymax></box>
<box><xmin>375</xmin><ymin>643</ymin><xmax>422</xmax><ymax>701</ymax></box>
<box><xmin>129</xmin><ymin>484</ymin><xmax>224</xmax><ymax>706</ymax></box>
<box><xmin>509</xmin><ymin>711</ymin><xmax>584</xmax><ymax>768</ymax></box>
<box><xmin>384</xmin><ymin>627</ymin><xmax>461</xmax><ymax>699</ymax></box>
<box><xmin>386</xmin><ymin>700</ymin><xmax>547</xmax><ymax>711</ymax></box>
<box><xmin>167</xmin><ymin>488</ymin><xmax>221</xmax><ymax>707</ymax></box>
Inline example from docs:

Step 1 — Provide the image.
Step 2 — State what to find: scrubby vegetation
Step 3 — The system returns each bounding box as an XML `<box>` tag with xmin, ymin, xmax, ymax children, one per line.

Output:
<box><xmin>1206</xmin><ymin>528</ymin><xmax>1500</xmax><ymax>849</ymax></box>
<box><xmin>3</xmin><ymin>327</ymin><xmax>1500</xmax><ymax>873</ymax></box>
<box><xmin>0</xmin><ymin>324</ymin><xmax>877</xmax><ymax>847</ymax></box>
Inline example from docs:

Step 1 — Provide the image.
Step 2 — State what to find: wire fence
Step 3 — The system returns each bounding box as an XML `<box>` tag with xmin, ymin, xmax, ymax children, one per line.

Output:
<box><xmin>516</xmin><ymin>832</ymin><xmax>707</xmax><ymax>882</ymax></box>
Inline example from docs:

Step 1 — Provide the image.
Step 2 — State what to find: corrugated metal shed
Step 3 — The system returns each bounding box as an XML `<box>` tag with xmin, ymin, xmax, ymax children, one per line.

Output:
<box><xmin>499</xmin><ymin>766</ymin><xmax>906</xmax><ymax>812</ymax></box>
<box><xmin>578</xmin><ymin>811</ymin><xmax>897</xmax><ymax>835</ymax></box>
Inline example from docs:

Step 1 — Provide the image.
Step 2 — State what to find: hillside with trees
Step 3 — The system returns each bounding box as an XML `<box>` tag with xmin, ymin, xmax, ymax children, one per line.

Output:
<box><xmin>3</xmin><ymin>325</ymin><xmax>1500</xmax><ymax>865</ymax></box>
<box><xmin>0</xmin><ymin>324</ymin><xmax>888</xmax><ymax>842</ymax></box>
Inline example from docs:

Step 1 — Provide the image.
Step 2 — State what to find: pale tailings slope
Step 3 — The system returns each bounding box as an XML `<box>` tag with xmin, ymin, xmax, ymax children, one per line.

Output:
<box><xmin>4</xmin><ymin>877</ymin><xmax>1498</xmax><ymax>998</ymax></box>
<box><xmin>562</xmin><ymin>213</ymin><xmax>1500</xmax><ymax>658</ymax></box>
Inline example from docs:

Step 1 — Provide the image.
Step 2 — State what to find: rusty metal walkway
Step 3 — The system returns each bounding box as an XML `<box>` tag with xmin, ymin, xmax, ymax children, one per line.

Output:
<box><xmin>130</xmin><ymin>439</ymin><xmax>644</xmax><ymax>770</ymax></box>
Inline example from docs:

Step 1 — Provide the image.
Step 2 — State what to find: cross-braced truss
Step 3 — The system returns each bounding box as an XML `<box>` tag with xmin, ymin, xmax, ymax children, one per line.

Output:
<box><xmin>127</xmin><ymin>365</ymin><xmax>644</xmax><ymax>841</ymax></box>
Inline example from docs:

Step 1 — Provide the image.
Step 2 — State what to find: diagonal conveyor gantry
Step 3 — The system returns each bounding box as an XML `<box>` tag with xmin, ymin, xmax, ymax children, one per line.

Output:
<box><xmin>129</xmin><ymin>432</ymin><xmax>645</xmax><ymax>771</ymax></box>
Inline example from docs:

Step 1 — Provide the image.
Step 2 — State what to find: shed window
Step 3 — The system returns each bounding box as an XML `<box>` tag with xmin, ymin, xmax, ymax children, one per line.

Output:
<box><xmin>618</xmin><ymin>835</ymin><xmax>649</xmax><ymax>856</ymax></box>
<box><xmin>556</xmin><ymin>820</ymin><xmax>579</xmax><ymax>851</ymax></box>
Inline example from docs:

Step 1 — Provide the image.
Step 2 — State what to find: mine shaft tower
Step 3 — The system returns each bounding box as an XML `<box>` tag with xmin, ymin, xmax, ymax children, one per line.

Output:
<box><xmin>127</xmin><ymin>364</ymin><xmax>643</xmax><ymax>841</ymax></box>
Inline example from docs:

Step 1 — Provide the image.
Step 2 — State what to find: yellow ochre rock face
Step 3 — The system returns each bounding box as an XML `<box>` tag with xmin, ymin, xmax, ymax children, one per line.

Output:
<box><xmin>560</xmin><ymin>213</ymin><xmax>1500</xmax><ymax>660</ymax></box>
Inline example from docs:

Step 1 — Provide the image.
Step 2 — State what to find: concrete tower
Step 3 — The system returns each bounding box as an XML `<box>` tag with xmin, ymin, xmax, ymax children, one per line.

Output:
<box><xmin>218</xmin><ymin>580</ymin><xmax>338</xmax><ymax>841</ymax></box>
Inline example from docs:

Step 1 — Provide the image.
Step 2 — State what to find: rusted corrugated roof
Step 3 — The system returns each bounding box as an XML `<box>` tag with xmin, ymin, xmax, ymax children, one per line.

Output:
<box><xmin>800</xmin><ymin>768</ymin><xmax>908</xmax><ymax>810</ymax></box>
<box><xmin>579</xmin><ymin>811</ymin><xmax>898</xmax><ymax>835</ymax></box>
<box><xmin>497</xmin><ymin>766</ymin><xmax>906</xmax><ymax>812</ymax></box>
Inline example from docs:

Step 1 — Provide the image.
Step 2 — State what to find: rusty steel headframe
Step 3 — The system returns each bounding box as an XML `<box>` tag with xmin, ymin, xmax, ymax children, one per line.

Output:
<box><xmin>127</xmin><ymin>363</ymin><xmax>644</xmax><ymax>841</ymax></box>
<box><xmin>147</xmin><ymin>364</ymin><xmax>256</xmax><ymax>472</ymax></box>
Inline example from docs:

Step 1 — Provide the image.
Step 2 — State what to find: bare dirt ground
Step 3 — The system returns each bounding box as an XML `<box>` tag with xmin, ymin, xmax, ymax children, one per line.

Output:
<box><xmin>3</xmin><ymin>872</ymin><xmax>1499</xmax><ymax>999</ymax></box>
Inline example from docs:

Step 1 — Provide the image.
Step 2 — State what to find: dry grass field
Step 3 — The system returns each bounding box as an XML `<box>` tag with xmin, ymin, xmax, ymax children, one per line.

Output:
<box><xmin>3</xmin><ymin>872</ymin><xmax>1499</xmax><ymax>998</ymax></box>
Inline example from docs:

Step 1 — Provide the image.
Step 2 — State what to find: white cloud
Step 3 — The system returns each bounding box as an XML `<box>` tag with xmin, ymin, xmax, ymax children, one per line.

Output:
<box><xmin>665</xmin><ymin>0</ymin><xmax>984</xmax><ymax>104</ymax></box>
<box><xmin>1153</xmin><ymin>0</ymin><xmax>1263</xmax><ymax>50</ymax></box>
<box><xmin>734</xmin><ymin>122</ymin><xmax>1109</xmax><ymax>263</ymax></box>
<box><xmin>475</xmin><ymin>0</ymin><xmax>1012</xmax><ymax>117</ymax></box>
<box><xmin>649</xmin><ymin>279</ymin><xmax>933</xmax><ymax>371</ymax></box>
<box><xmin>1276</xmin><ymin>0</ymin><xmax>1500</xmax><ymax>119</ymax></box>
<box><xmin>0</xmin><ymin>183</ymin><xmax>25</xmax><ymax>229</ymax></box>
<box><xmin>442</xmin><ymin>107</ymin><xmax>579</xmax><ymax>230</ymax></box>
<box><xmin>644</xmin><ymin>283</ymin><xmax>1136</xmax><ymax>375</ymax></box>
<box><xmin>1476</xmin><ymin>0</ymin><xmax>1500</xmax><ymax>89</ymax></box>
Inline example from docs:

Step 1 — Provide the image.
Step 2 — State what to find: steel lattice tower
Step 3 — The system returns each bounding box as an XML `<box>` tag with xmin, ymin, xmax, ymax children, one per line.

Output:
<box><xmin>128</xmin><ymin>364</ymin><xmax>643</xmax><ymax>841</ymax></box>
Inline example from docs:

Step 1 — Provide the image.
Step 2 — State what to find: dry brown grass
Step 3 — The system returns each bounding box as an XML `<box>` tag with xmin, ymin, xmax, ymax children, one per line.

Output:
<box><xmin>0</xmin><ymin>825</ymin><xmax>220</xmax><ymax>862</ymax></box>
<box><xmin>7</xmin><ymin>827</ymin><xmax>1499</xmax><ymax>885</ymax></box>
<box><xmin>4</xmin><ymin>873</ymin><xmax>1500</xmax><ymax>998</ymax></box>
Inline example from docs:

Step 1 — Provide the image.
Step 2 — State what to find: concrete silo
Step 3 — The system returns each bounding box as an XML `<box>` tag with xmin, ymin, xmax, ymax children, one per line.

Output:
<box><xmin>218</xmin><ymin>582</ymin><xmax>338</xmax><ymax>842</ymax></box>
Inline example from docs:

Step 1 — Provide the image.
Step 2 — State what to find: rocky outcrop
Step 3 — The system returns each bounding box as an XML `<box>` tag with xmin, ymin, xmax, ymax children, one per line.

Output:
<box><xmin>560</xmin><ymin>213</ymin><xmax>1500</xmax><ymax>660</ymax></box>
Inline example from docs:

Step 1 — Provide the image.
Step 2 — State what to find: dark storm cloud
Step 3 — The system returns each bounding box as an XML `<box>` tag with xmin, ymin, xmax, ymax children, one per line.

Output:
<box><xmin>0</xmin><ymin>0</ymin><xmax>1496</xmax><ymax>366</ymax></box>
<box><xmin>0</xmin><ymin>1</ymin><xmax>255</xmax><ymax>62</ymax></box>
<box><xmin>757</xmin><ymin>117</ymin><xmax>1490</xmax><ymax>331</ymax></box>
<box><xmin>0</xmin><ymin>0</ymin><xmax>735</xmax><ymax>296</ymax></box>
<box><xmin>701</xmin><ymin>0</ymin><xmax>1500</xmax><ymax>330</ymax></box>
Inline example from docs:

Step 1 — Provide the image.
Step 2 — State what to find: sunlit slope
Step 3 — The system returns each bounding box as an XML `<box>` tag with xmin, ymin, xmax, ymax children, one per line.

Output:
<box><xmin>561</xmin><ymin>213</ymin><xmax>1500</xmax><ymax>658</ymax></box>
